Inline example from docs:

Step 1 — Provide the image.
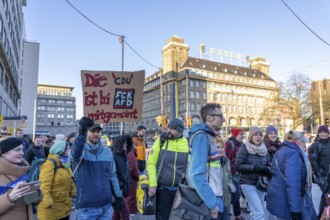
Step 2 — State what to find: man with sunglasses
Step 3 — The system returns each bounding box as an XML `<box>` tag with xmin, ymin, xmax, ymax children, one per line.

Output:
<box><xmin>188</xmin><ymin>103</ymin><xmax>226</xmax><ymax>220</ymax></box>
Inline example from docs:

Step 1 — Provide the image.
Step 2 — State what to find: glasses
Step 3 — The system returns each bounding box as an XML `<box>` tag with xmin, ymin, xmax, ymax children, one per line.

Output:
<box><xmin>208</xmin><ymin>114</ymin><xmax>224</xmax><ymax>120</ymax></box>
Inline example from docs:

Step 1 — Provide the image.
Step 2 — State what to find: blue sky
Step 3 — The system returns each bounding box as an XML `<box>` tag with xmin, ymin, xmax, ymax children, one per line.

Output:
<box><xmin>23</xmin><ymin>1</ymin><xmax>330</xmax><ymax>118</ymax></box>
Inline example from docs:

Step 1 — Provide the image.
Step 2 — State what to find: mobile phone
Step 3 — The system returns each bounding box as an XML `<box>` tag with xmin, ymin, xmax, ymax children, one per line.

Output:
<box><xmin>24</xmin><ymin>181</ymin><xmax>41</xmax><ymax>193</ymax></box>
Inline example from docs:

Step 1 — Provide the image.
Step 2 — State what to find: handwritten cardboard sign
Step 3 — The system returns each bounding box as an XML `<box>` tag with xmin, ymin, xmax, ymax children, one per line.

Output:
<box><xmin>81</xmin><ymin>70</ymin><xmax>145</xmax><ymax>124</ymax></box>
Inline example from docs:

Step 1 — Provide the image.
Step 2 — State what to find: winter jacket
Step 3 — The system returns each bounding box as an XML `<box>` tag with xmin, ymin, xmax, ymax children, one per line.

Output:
<box><xmin>0</xmin><ymin>158</ymin><xmax>33</xmax><ymax>220</ymax></box>
<box><xmin>235</xmin><ymin>144</ymin><xmax>271</xmax><ymax>185</ymax></box>
<box><xmin>308</xmin><ymin>137</ymin><xmax>330</xmax><ymax>178</ymax></box>
<box><xmin>220</xmin><ymin>156</ymin><xmax>232</xmax><ymax>209</ymax></box>
<box><xmin>266</xmin><ymin>141</ymin><xmax>307</xmax><ymax>220</ymax></box>
<box><xmin>187</xmin><ymin>123</ymin><xmax>223</xmax><ymax>210</ymax></box>
<box><xmin>147</xmin><ymin>135</ymin><xmax>189</xmax><ymax>188</ymax></box>
<box><xmin>38</xmin><ymin>154</ymin><xmax>76</xmax><ymax>220</ymax></box>
<box><xmin>225</xmin><ymin>136</ymin><xmax>242</xmax><ymax>174</ymax></box>
<box><xmin>133</xmin><ymin>135</ymin><xmax>147</xmax><ymax>172</ymax></box>
<box><xmin>71</xmin><ymin>134</ymin><xmax>122</xmax><ymax>209</ymax></box>
<box><xmin>112</xmin><ymin>139</ymin><xmax>133</xmax><ymax>197</ymax></box>
<box><xmin>24</xmin><ymin>145</ymin><xmax>45</xmax><ymax>165</ymax></box>
<box><xmin>263</xmin><ymin>137</ymin><xmax>281</xmax><ymax>163</ymax></box>
<box><xmin>125</xmin><ymin>149</ymin><xmax>139</xmax><ymax>214</ymax></box>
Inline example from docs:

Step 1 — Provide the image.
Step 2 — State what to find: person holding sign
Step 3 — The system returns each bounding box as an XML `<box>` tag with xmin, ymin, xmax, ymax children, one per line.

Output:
<box><xmin>71</xmin><ymin>117</ymin><xmax>123</xmax><ymax>220</ymax></box>
<box><xmin>0</xmin><ymin>136</ymin><xmax>43</xmax><ymax>219</ymax></box>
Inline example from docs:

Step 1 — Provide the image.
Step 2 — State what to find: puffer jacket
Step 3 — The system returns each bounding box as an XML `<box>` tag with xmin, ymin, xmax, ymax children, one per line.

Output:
<box><xmin>308</xmin><ymin>137</ymin><xmax>330</xmax><ymax>177</ymax></box>
<box><xmin>235</xmin><ymin>144</ymin><xmax>271</xmax><ymax>185</ymax></box>
<box><xmin>147</xmin><ymin>136</ymin><xmax>189</xmax><ymax>188</ymax></box>
<box><xmin>0</xmin><ymin>158</ymin><xmax>33</xmax><ymax>220</ymax></box>
<box><xmin>37</xmin><ymin>154</ymin><xmax>76</xmax><ymax>220</ymax></box>
<box><xmin>266</xmin><ymin>141</ymin><xmax>307</xmax><ymax>220</ymax></box>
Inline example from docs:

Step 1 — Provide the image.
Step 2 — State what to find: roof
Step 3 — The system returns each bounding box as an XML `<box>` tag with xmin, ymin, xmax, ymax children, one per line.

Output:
<box><xmin>181</xmin><ymin>57</ymin><xmax>275</xmax><ymax>82</ymax></box>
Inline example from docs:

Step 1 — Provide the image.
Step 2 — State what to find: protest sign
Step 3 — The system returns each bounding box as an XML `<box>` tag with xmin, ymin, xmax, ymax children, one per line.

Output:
<box><xmin>81</xmin><ymin>70</ymin><xmax>145</xmax><ymax>124</ymax></box>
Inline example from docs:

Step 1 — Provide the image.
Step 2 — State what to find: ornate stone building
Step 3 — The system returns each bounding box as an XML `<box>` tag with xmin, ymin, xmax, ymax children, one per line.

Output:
<box><xmin>139</xmin><ymin>36</ymin><xmax>281</xmax><ymax>138</ymax></box>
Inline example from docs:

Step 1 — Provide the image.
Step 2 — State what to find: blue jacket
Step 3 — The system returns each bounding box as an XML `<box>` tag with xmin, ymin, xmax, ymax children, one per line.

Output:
<box><xmin>187</xmin><ymin>123</ymin><xmax>221</xmax><ymax>210</ymax></box>
<box><xmin>71</xmin><ymin>134</ymin><xmax>122</xmax><ymax>208</ymax></box>
<box><xmin>266</xmin><ymin>141</ymin><xmax>307</xmax><ymax>220</ymax></box>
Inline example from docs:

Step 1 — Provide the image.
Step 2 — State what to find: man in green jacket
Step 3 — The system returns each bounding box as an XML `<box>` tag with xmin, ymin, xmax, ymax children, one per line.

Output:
<box><xmin>147</xmin><ymin>118</ymin><xmax>189</xmax><ymax>220</ymax></box>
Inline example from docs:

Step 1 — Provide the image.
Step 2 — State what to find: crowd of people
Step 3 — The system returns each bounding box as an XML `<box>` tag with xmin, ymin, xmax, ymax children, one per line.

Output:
<box><xmin>0</xmin><ymin>102</ymin><xmax>329</xmax><ymax>220</ymax></box>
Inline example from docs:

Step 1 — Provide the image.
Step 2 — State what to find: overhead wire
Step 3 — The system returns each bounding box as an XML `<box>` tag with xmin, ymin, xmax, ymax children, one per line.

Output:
<box><xmin>280</xmin><ymin>0</ymin><xmax>330</xmax><ymax>47</ymax></box>
<box><xmin>273</xmin><ymin>57</ymin><xmax>330</xmax><ymax>78</ymax></box>
<box><xmin>64</xmin><ymin>0</ymin><xmax>160</xmax><ymax>69</ymax></box>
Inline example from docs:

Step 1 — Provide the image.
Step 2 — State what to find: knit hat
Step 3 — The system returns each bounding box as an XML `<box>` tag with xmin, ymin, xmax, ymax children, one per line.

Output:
<box><xmin>266</xmin><ymin>125</ymin><xmax>278</xmax><ymax>136</ymax></box>
<box><xmin>318</xmin><ymin>125</ymin><xmax>329</xmax><ymax>134</ymax></box>
<box><xmin>248</xmin><ymin>126</ymin><xmax>263</xmax><ymax>141</ymax></box>
<box><xmin>167</xmin><ymin>118</ymin><xmax>185</xmax><ymax>133</ymax></box>
<box><xmin>55</xmin><ymin>134</ymin><xmax>65</xmax><ymax>142</ymax></box>
<box><xmin>231</xmin><ymin>128</ymin><xmax>243</xmax><ymax>137</ymax></box>
<box><xmin>49</xmin><ymin>141</ymin><xmax>68</xmax><ymax>155</ymax></box>
<box><xmin>0</xmin><ymin>137</ymin><xmax>23</xmax><ymax>155</ymax></box>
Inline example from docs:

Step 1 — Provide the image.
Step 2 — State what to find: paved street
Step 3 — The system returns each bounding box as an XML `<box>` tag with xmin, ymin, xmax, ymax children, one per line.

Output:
<box><xmin>238</xmin><ymin>183</ymin><xmax>322</xmax><ymax>220</ymax></box>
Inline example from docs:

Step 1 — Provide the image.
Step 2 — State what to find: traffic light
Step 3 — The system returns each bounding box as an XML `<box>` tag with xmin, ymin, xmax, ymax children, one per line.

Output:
<box><xmin>200</xmin><ymin>43</ymin><xmax>205</xmax><ymax>54</ymax></box>
<box><xmin>156</xmin><ymin>115</ymin><xmax>162</xmax><ymax>126</ymax></box>
<box><xmin>0</xmin><ymin>114</ymin><xmax>3</xmax><ymax>125</ymax></box>
<box><xmin>187</xmin><ymin>116</ymin><xmax>192</xmax><ymax>127</ymax></box>
<box><xmin>326</xmin><ymin>118</ymin><xmax>330</xmax><ymax>126</ymax></box>
<box><xmin>162</xmin><ymin>116</ymin><xmax>167</xmax><ymax>129</ymax></box>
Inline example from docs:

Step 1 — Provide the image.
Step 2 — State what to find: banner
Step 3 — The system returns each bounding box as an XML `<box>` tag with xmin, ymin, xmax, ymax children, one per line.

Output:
<box><xmin>81</xmin><ymin>70</ymin><xmax>145</xmax><ymax>124</ymax></box>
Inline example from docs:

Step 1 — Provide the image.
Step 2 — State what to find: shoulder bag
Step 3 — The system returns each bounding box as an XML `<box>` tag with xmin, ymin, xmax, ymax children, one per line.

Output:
<box><xmin>169</xmin><ymin>131</ymin><xmax>211</xmax><ymax>220</ymax></box>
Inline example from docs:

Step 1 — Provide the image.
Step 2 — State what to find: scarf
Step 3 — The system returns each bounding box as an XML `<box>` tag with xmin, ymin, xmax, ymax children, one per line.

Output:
<box><xmin>245</xmin><ymin>141</ymin><xmax>268</xmax><ymax>156</ymax></box>
<box><xmin>0</xmin><ymin>173</ymin><xmax>29</xmax><ymax>195</ymax></box>
<box><xmin>59</xmin><ymin>156</ymin><xmax>71</xmax><ymax>169</ymax></box>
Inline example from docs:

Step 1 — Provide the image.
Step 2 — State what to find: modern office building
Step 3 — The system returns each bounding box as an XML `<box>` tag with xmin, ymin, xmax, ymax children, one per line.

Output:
<box><xmin>0</xmin><ymin>0</ymin><xmax>27</xmax><ymax>117</ymax></box>
<box><xmin>311</xmin><ymin>79</ymin><xmax>330</xmax><ymax>126</ymax></box>
<box><xmin>19</xmin><ymin>41</ymin><xmax>39</xmax><ymax>135</ymax></box>
<box><xmin>139</xmin><ymin>36</ymin><xmax>281</xmax><ymax>138</ymax></box>
<box><xmin>35</xmin><ymin>84</ymin><xmax>76</xmax><ymax>137</ymax></box>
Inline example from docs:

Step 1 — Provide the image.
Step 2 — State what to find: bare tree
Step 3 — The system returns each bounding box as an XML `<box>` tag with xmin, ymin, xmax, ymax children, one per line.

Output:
<box><xmin>278</xmin><ymin>73</ymin><xmax>312</xmax><ymax>130</ymax></box>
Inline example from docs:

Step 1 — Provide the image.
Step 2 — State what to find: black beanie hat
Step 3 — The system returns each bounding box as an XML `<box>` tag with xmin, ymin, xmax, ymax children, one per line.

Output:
<box><xmin>167</xmin><ymin>118</ymin><xmax>185</xmax><ymax>133</ymax></box>
<box><xmin>0</xmin><ymin>137</ymin><xmax>23</xmax><ymax>155</ymax></box>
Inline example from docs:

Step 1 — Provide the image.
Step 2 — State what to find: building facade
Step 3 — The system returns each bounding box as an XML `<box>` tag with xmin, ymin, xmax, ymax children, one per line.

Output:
<box><xmin>0</xmin><ymin>0</ymin><xmax>27</xmax><ymax>117</ymax></box>
<box><xmin>311</xmin><ymin>79</ymin><xmax>330</xmax><ymax>127</ymax></box>
<box><xmin>35</xmin><ymin>84</ymin><xmax>76</xmax><ymax>137</ymax></box>
<box><xmin>19</xmin><ymin>41</ymin><xmax>39</xmax><ymax>135</ymax></box>
<box><xmin>140</xmin><ymin>36</ymin><xmax>281</xmax><ymax>138</ymax></box>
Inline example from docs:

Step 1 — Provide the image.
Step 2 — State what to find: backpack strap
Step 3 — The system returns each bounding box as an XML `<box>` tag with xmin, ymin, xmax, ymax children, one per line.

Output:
<box><xmin>156</xmin><ymin>139</ymin><xmax>169</xmax><ymax>181</ymax></box>
<box><xmin>47</xmin><ymin>158</ymin><xmax>58</xmax><ymax>174</ymax></box>
<box><xmin>72</xmin><ymin>150</ymin><xmax>84</xmax><ymax>177</ymax></box>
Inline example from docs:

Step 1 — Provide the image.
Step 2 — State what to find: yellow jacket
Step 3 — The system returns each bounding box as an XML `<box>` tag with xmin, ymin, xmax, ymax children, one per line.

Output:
<box><xmin>37</xmin><ymin>154</ymin><xmax>76</xmax><ymax>220</ymax></box>
<box><xmin>147</xmin><ymin>137</ymin><xmax>189</xmax><ymax>188</ymax></box>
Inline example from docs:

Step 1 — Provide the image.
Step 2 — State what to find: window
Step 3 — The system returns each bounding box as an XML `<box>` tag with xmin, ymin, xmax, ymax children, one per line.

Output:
<box><xmin>57</xmin><ymin>114</ymin><xmax>64</xmax><ymax>119</ymax></box>
<box><xmin>37</xmin><ymin>114</ymin><xmax>44</xmax><ymax>118</ymax></box>
<box><xmin>190</xmin><ymin>103</ymin><xmax>195</xmax><ymax>111</ymax></box>
<box><xmin>190</xmin><ymin>91</ymin><xmax>194</xmax><ymax>98</ymax></box>
<box><xmin>197</xmin><ymin>103</ymin><xmax>201</xmax><ymax>111</ymax></box>
<box><xmin>196</xmin><ymin>92</ymin><xmax>200</xmax><ymax>99</ymax></box>
<box><xmin>49</xmin><ymin>100</ymin><xmax>55</xmax><ymax>103</ymax></box>
<box><xmin>195</xmin><ymin>81</ymin><xmax>199</xmax><ymax>88</ymax></box>
<box><xmin>48</xmin><ymin>114</ymin><xmax>55</xmax><ymax>118</ymax></box>
<box><xmin>67</xmin><ymin>115</ymin><xmax>74</xmax><ymax>119</ymax></box>
<box><xmin>202</xmin><ymin>81</ymin><xmax>206</xmax><ymax>88</ymax></box>
<box><xmin>203</xmin><ymin>92</ymin><xmax>206</xmax><ymax>100</ymax></box>
<box><xmin>190</xmin><ymin>80</ymin><xmax>194</xmax><ymax>87</ymax></box>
